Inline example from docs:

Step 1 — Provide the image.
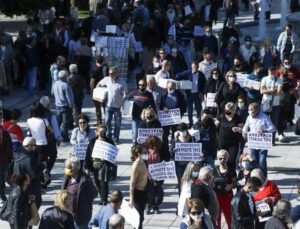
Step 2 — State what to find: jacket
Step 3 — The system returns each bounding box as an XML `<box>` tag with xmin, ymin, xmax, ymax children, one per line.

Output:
<box><xmin>139</xmin><ymin>119</ymin><xmax>162</xmax><ymax>128</ymax></box>
<box><xmin>199</xmin><ymin>3</ymin><xmax>217</xmax><ymax>25</ymax></box>
<box><xmin>231</xmin><ymin>190</ymin><xmax>258</xmax><ymax>229</ymax></box>
<box><xmin>180</xmin><ymin>213</ymin><xmax>214</xmax><ymax>229</ymax></box>
<box><xmin>61</xmin><ymin>172</ymin><xmax>98</xmax><ymax>225</ymax></box>
<box><xmin>277</xmin><ymin>31</ymin><xmax>298</xmax><ymax>54</ymax></box>
<box><xmin>160</xmin><ymin>90</ymin><xmax>187</xmax><ymax>116</ymax></box>
<box><xmin>204</xmin><ymin>76</ymin><xmax>225</xmax><ymax>94</ymax></box>
<box><xmin>0</xmin><ymin>126</ymin><xmax>13</xmax><ymax>165</ymax></box>
<box><xmin>175</xmin><ymin>70</ymin><xmax>206</xmax><ymax>95</ymax></box>
<box><xmin>39</xmin><ymin>206</ymin><xmax>74</xmax><ymax>229</ymax></box>
<box><xmin>265</xmin><ymin>216</ymin><xmax>289</xmax><ymax>229</ymax></box>
<box><xmin>68</xmin><ymin>73</ymin><xmax>85</xmax><ymax>102</ymax></box>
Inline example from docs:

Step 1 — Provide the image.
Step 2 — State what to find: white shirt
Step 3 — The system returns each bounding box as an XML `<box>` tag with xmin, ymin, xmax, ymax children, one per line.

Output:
<box><xmin>242</xmin><ymin>112</ymin><xmax>275</xmax><ymax>134</ymax></box>
<box><xmin>27</xmin><ymin>118</ymin><xmax>49</xmax><ymax>145</ymax></box>
<box><xmin>239</xmin><ymin>45</ymin><xmax>257</xmax><ymax>63</ymax></box>
<box><xmin>261</xmin><ymin>75</ymin><xmax>282</xmax><ymax>106</ymax></box>
<box><xmin>155</xmin><ymin>70</ymin><xmax>170</xmax><ymax>83</ymax></box>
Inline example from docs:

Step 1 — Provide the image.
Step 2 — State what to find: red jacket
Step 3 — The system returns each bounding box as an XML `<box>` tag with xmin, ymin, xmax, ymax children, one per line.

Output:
<box><xmin>254</xmin><ymin>180</ymin><xmax>281</xmax><ymax>208</ymax></box>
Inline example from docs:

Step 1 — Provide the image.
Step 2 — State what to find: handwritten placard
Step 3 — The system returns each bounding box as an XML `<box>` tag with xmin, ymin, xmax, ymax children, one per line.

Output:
<box><xmin>175</xmin><ymin>143</ymin><xmax>202</xmax><ymax>161</ymax></box>
<box><xmin>158</xmin><ymin>108</ymin><xmax>181</xmax><ymax>126</ymax></box>
<box><xmin>206</xmin><ymin>93</ymin><xmax>216</xmax><ymax>107</ymax></box>
<box><xmin>244</xmin><ymin>79</ymin><xmax>261</xmax><ymax>90</ymax></box>
<box><xmin>247</xmin><ymin>132</ymin><xmax>272</xmax><ymax>150</ymax></box>
<box><xmin>179</xmin><ymin>80</ymin><xmax>192</xmax><ymax>90</ymax></box>
<box><xmin>137</xmin><ymin>128</ymin><xmax>163</xmax><ymax>144</ymax></box>
<box><xmin>74</xmin><ymin>142</ymin><xmax>89</xmax><ymax>160</ymax></box>
<box><xmin>148</xmin><ymin>161</ymin><xmax>177</xmax><ymax>181</ymax></box>
<box><xmin>91</xmin><ymin>140</ymin><xmax>119</xmax><ymax>164</ymax></box>
<box><xmin>188</xmin><ymin>129</ymin><xmax>200</xmax><ymax>142</ymax></box>
<box><xmin>236</xmin><ymin>73</ymin><xmax>248</xmax><ymax>86</ymax></box>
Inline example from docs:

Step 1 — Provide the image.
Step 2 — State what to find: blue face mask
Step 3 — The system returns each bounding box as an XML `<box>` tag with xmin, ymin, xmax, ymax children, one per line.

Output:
<box><xmin>241</xmin><ymin>161</ymin><xmax>252</xmax><ymax>170</ymax></box>
<box><xmin>191</xmin><ymin>172</ymin><xmax>199</xmax><ymax>178</ymax></box>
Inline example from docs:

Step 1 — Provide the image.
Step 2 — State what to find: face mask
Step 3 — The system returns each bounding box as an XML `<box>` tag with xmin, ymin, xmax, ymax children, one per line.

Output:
<box><xmin>213</xmin><ymin>75</ymin><xmax>218</xmax><ymax>80</ymax></box>
<box><xmin>205</xmin><ymin>32</ymin><xmax>211</xmax><ymax>37</ymax></box>
<box><xmin>235</xmin><ymin>63</ymin><xmax>241</xmax><ymax>68</ymax></box>
<box><xmin>248</xmin><ymin>110</ymin><xmax>254</xmax><ymax>116</ymax></box>
<box><xmin>238</xmin><ymin>103</ymin><xmax>246</xmax><ymax>110</ymax></box>
<box><xmin>241</xmin><ymin>161</ymin><xmax>251</xmax><ymax>170</ymax></box>
<box><xmin>168</xmin><ymin>89</ymin><xmax>175</xmax><ymax>94</ymax></box>
<box><xmin>269</xmin><ymin>74</ymin><xmax>275</xmax><ymax>80</ymax></box>
<box><xmin>190</xmin><ymin>212</ymin><xmax>203</xmax><ymax>221</ymax></box>
<box><xmin>65</xmin><ymin>168</ymin><xmax>72</xmax><ymax>176</ymax></box>
<box><xmin>250</xmin><ymin>191</ymin><xmax>257</xmax><ymax>196</ymax></box>
<box><xmin>140</xmin><ymin>87</ymin><xmax>146</xmax><ymax>92</ymax></box>
<box><xmin>153</xmin><ymin>62</ymin><xmax>160</xmax><ymax>68</ymax></box>
<box><xmin>245</xmin><ymin>41</ymin><xmax>251</xmax><ymax>46</ymax></box>
<box><xmin>81</xmin><ymin>123</ymin><xmax>87</xmax><ymax>129</ymax></box>
<box><xmin>225</xmin><ymin>111</ymin><xmax>232</xmax><ymax>116</ymax></box>
<box><xmin>220</xmin><ymin>159</ymin><xmax>227</xmax><ymax>165</ymax></box>
<box><xmin>191</xmin><ymin>171</ymin><xmax>199</xmax><ymax>178</ymax></box>
<box><xmin>228</xmin><ymin>77</ymin><xmax>236</xmax><ymax>82</ymax></box>
<box><xmin>147</xmin><ymin>114</ymin><xmax>154</xmax><ymax>120</ymax></box>
<box><xmin>99</xmin><ymin>131</ymin><xmax>106</xmax><ymax>138</ymax></box>
<box><xmin>285</xmin><ymin>64</ymin><xmax>291</xmax><ymax>69</ymax></box>
<box><xmin>179</xmin><ymin>131</ymin><xmax>188</xmax><ymax>137</ymax></box>
<box><xmin>141</xmin><ymin>154</ymin><xmax>149</xmax><ymax>160</ymax></box>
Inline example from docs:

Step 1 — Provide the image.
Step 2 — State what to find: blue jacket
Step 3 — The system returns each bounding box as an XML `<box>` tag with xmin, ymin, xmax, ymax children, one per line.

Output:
<box><xmin>89</xmin><ymin>205</ymin><xmax>117</xmax><ymax>229</ymax></box>
<box><xmin>175</xmin><ymin>70</ymin><xmax>206</xmax><ymax>94</ymax></box>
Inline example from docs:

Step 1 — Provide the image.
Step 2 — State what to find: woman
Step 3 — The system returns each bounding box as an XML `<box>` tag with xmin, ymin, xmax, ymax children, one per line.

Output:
<box><xmin>180</xmin><ymin>198</ymin><xmax>214</xmax><ymax>229</ymax></box>
<box><xmin>139</xmin><ymin>107</ymin><xmax>162</xmax><ymax>129</ymax></box>
<box><xmin>265</xmin><ymin>200</ymin><xmax>291</xmax><ymax>229</ymax></box>
<box><xmin>204</xmin><ymin>68</ymin><xmax>225</xmax><ymax>117</ymax></box>
<box><xmin>39</xmin><ymin>190</ymin><xmax>74</xmax><ymax>229</ymax></box>
<box><xmin>236</xmin><ymin>94</ymin><xmax>249</xmax><ymax>156</ymax></box>
<box><xmin>260</xmin><ymin>38</ymin><xmax>279</xmax><ymax>72</ymax></box>
<box><xmin>144</xmin><ymin>136</ymin><xmax>170</xmax><ymax>214</ymax></box>
<box><xmin>171</xmin><ymin>123</ymin><xmax>196</xmax><ymax>194</ymax></box>
<box><xmin>70</xmin><ymin>114</ymin><xmax>95</xmax><ymax>162</ymax></box>
<box><xmin>85</xmin><ymin>125</ymin><xmax>116</xmax><ymax>205</ymax></box>
<box><xmin>215</xmin><ymin>70</ymin><xmax>246</xmax><ymax>113</ymax></box>
<box><xmin>27</xmin><ymin>102</ymin><xmax>52</xmax><ymax>166</ymax></box>
<box><xmin>129</xmin><ymin>145</ymin><xmax>149</xmax><ymax>229</ymax></box>
<box><xmin>178</xmin><ymin>162</ymin><xmax>201</xmax><ymax>218</ymax></box>
<box><xmin>212</xmin><ymin>150</ymin><xmax>237</xmax><ymax>229</ymax></box>
<box><xmin>237</xmin><ymin>152</ymin><xmax>255</xmax><ymax>190</ymax></box>
<box><xmin>215</xmin><ymin>102</ymin><xmax>244</xmax><ymax>170</ymax></box>
<box><xmin>7</xmin><ymin>173</ymin><xmax>31</xmax><ymax>229</ymax></box>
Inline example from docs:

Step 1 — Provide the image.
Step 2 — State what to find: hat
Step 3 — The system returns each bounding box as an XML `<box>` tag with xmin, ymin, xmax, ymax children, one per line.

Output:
<box><xmin>23</xmin><ymin>137</ymin><xmax>36</xmax><ymax>147</ymax></box>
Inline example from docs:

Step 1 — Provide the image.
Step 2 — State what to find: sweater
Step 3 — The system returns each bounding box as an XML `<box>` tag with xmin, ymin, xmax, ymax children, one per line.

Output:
<box><xmin>254</xmin><ymin>180</ymin><xmax>281</xmax><ymax>208</ymax></box>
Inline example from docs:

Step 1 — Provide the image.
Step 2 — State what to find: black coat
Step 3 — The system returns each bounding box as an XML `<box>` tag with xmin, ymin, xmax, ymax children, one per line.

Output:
<box><xmin>139</xmin><ymin>120</ymin><xmax>162</xmax><ymax>128</ymax></box>
<box><xmin>39</xmin><ymin>206</ymin><xmax>74</xmax><ymax>229</ymax></box>
<box><xmin>160</xmin><ymin>90</ymin><xmax>187</xmax><ymax>116</ymax></box>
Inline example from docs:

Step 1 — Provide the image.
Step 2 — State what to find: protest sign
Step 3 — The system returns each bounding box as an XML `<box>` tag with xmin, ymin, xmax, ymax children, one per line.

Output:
<box><xmin>122</xmin><ymin>100</ymin><xmax>133</xmax><ymax>116</ymax></box>
<box><xmin>202</xmin><ymin>63</ymin><xmax>218</xmax><ymax>78</ymax></box>
<box><xmin>74</xmin><ymin>142</ymin><xmax>89</xmax><ymax>160</ymax></box>
<box><xmin>175</xmin><ymin>143</ymin><xmax>202</xmax><ymax>161</ymax></box>
<box><xmin>106</xmin><ymin>25</ymin><xmax>117</xmax><ymax>33</ymax></box>
<box><xmin>243</xmin><ymin>79</ymin><xmax>261</xmax><ymax>90</ymax></box>
<box><xmin>255</xmin><ymin>201</ymin><xmax>272</xmax><ymax>222</ymax></box>
<box><xmin>194</xmin><ymin>26</ymin><xmax>205</xmax><ymax>37</ymax></box>
<box><xmin>184</xmin><ymin>5</ymin><xmax>192</xmax><ymax>16</ymax></box>
<box><xmin>91</xmin><ymin>140</ymin><xmax>119</xmax><ymax>164</ymax></box>
<box><xmin>179</xmin><ymin>80</ymin><xmax>192</xmax><ymax>90</ymax></box>
<box><xmin>92</xmin><ymin>87</ymin><xmax>108</xmax><ymax>103</ymax></box>
<box><xmin>206</xmin><ymin>93</ymin><xmax>216</xmax><ymax>107</ymax></box>
<box><xmin>188</xmin><ymin>129</ymin><xmax>200</xmax><ymax>142</ymax></box>
<box><xmin>137</xmin><ymin>128</ymin><xmax>163</xmax><ymax>144</ymax></box>
<box><xmin>247</xmin><ymin>132</ymin><xmax>272</xmax><ymax>150</ymax></box>
<box><xmin>236</xmin><ymin>73</ymin><xmax>248</xmax><ymax>86</ymax></box>
<box><xmin>119</xmin><ymin>199</ymin><xmax>140</xmax><ymax>229</ymax></box>
<box><xmin>158</xmin><ymin>78</ymin><xmax>179</xmax><ymax>89</ymax></box>
<box><xmin>148</xmin><ymin>161</ymin><xmax>177</xmax><ymax>181</ymax></box>
<box><xmin>158</xmin><ymin>108</ymin><xmax>181</xmax><ymax>126</ymax></box>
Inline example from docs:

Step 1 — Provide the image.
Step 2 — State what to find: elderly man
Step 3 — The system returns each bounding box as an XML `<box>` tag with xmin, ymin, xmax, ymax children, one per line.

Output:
<box><xmin>109</xmin><ymin>214</ymin><xmax>125</xmax><ymax>229</ymax></box>
<box><xmin>62</xmin><ymin>157</ymin><xmax>98</xmax><ymax>229</ymax></box>
<box><xmin>191</xmin><ymin>166</ymin><xmax>219</xmax><ymax>225</ymax></box>
<box><xmin>53</xmin><ymin>70</ymin><xmax>75</xmax><ymax>142</ymax></box>
<box><xmin>242</xmin><ymin>103</ymin><xmax>275</xmax><ymax>177</ymax></box>
<box><xmin>97</xmin><ymin>67</ymin><xmax>127</xmax><ymax>144</ymax></box>
<box><xmin>146</xmin><ymin>75</ymin><xmax>163</xmax><ymax>112</ymax></box>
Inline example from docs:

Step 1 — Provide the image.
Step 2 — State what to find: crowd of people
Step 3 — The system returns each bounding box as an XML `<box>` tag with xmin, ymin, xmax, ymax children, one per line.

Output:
<box><xmin>0</xmin><ymin>0</ymin><xmax>300</xmax><ymax>229</ymax></box>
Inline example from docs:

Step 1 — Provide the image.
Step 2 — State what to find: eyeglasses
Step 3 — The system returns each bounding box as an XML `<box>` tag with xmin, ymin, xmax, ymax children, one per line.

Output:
<box><xmin>159</xmin><ymin>52</ymin><xmax>165</xmax><ymax>55</ymax></box>
<box><xmin>79</xmin><ymin>121</ymin><xmax>87</xmax><ymax>124</ymax></box>
<box><xmin>190</xmin><ymin>211</ymin><xmax>203</xmax><ymax>215</ymax></box>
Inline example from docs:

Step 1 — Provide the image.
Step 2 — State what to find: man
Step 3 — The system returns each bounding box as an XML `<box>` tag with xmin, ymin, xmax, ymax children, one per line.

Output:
<box><xmin>160</xmin><ymin>81</ymin><xmax>186</xmax><ymax>150</ymax></box>
<box><xmin>97</xmin><ymin>67</ymin><xmax>128</xmax><ymax>143</ymax></box>
<box><xmin>223</xmin><ymin>0</ymin><xmax>238</xmax><ymax>29</ymax></box>
<box><xmin>191</xmin><ymin>166</ymin><xmax>219</xmax><ymax>225</ymax></box>
<box><xmin>126</xmin><ymin>78</ymin><xmax>156</xmax><ymax>145</ymax></box>
<box><xmin>220</xmin><ymin>18</ymin><xmax>242</xmax><ymax>51</ymax></box>
<box><xmin>242</xmin><ymin>103</ymin><xmax>275</xmax><ymax>177</ymax></box>
<box><xmin>198</xmin><ymin>51</ymin><xmax>217</xmax><ymax>79</ymax></box>
<box><xmin>51</xmin><ymin>19</ymin><xmax>69</xmax><ymax>58</ymax></box>
<box><xmin>146</xmin><ymin>75</ymin><xmax>163</xmax><ymax>112</ymax></box>
<box><xmin>109</xmin><ymin>214</ymin><xmax>125</xmax><ymax>229</ymax></box>
<box><xmin>62</xmin><ymin>157</ymin><xmax>98</xmax><ymax>229</ymax></box>
<box><xmin>132</xmin><ymin>0</ymin><xmax>150</xmax><ymax>27</ymax></box>
<box><xmin>239</xmin><ymin>36</ymin><xmax>257</xmax><ymax>67</ymax></box>
<box><xmin>89</xmin><ymin>190</ymin><xmax>124</xmax><ymax>229</ymax></box>
<box><xmin>277</xmin><ymin>24</ymin><xmax>298</xmax><ymax>61</ymax></box>
<box><xmin>176</xmin><ymin>61</ymin><xmax>206</xmax><ymax>127</ymax></box>
<box><xmin>199</xmin><ymin>0</ymin><xmax>218</xmax><ymax>27</ymax></box>
<box><xmin>52</xmin><ymin>70</ymin><xmax>75</xmax><ymax>142</ymax></box>
<box><xmin>25</xmin><ymin>37</ymin><xmax>38</xmax><ymax>96</ymax></box>
<box><xmin>177</xmin><ymin>19</ymin><xmax>193</xmax><ymax>69</ymax></box>
<box><xmin>231</xmin><ymin>177</ymin><xmax>262</xmax><ymax>229</ymax></box>
<box><xmin>246</xmin><ymin>63</ymin><xmax>263</xmax><ymax>104</ymax></box>
<box><xmin>202</xmin><ymin>26</ymin><xmax>218</xmax><ymax>57</ymax></box>
<box><xmin>154</xmin><ymin>60</ymin><xmax>171</xmax><ymax>83</ymax></box>
<box><xmin>0</xmin><ymin>110</ymin><xmax>12</xmax><ymax>202</ymax></box>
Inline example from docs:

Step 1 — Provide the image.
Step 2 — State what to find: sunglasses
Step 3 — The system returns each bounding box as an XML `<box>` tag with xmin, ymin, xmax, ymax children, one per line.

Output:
<box><xmin>190</xmin><ymin>211</ymin><xmax>203</xmax><ymax>216</ymax></box>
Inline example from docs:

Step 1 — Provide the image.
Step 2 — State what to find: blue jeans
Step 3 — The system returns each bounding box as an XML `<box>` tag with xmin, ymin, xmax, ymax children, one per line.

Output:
<box><xmin>132</xmin><ymin>118</ymin><xmax>141</xmax><ymax>145</ymax></box>
<box><xmin>27</xmin><ymin>67</ymin><xmax>37</xmax><ymax>96</ymax></box>
<box><xmin>250</xmin><ymin>149</ymin><xmax>268</xmax><ymax>177</ymax></box>
<box><xmin>187</xmin><ymin>93</ymin><xmax>202</xmax><ymax>125</ymax></box>
<box><xmin>204</xmin><ymin>155</ymin><xmax>215</xmax><ymax>168</ymax></box>
<box><xmin>105</xmin><ymin>107</ymin><xmax>122</xmax><ymax>141</ymax></box>
<box><xmin>179</xmin><ymin>44</ymin><xmax>192</xmax><ymax>70</ymax></box>
<box><xmin>56</xmin><ymin>106</ymin><xmax>73</xmax><ymax>142</ymax></box>
<box><xmin>175</xmin><ymin>162</ymin><xmax>188</xmax><ymax>195</ymax></box>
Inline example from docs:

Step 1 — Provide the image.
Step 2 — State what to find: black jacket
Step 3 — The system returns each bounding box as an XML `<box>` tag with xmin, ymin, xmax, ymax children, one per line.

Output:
<box><xmin>68</xmin><ymin>73</ymin><xmax>85</xmax><ymax>102</ymax></box>
<box><xmin>139</xmin><ymin>119</ymin><xmax>162</xmax><ymax>128</ymax></box>
<box><xmin>61</xmin><ymin>172</ymin><xmax>97</xmax><ymax>225</ymax></box>
<box><xmin>175</xmin><ymin>70</ymin><xmax>206</xmax><ymax>95</ymax></box>
<box><xmin>160</xmin><ymin>90</ymin><xmax>187</xmax><ymax>116</ymax></box>
<box><xmin>264</xmin><ymin>217</ymin><xmax>288</xmax><ymax>229</ymax></box>
<box><xmin>199</xmin><ymin>3</ymin><xmax>218</xmax><ymax>25</ymax></box>
<box><xmin>39</xmin><ymin>206</ymin><xmax>75</xmax><ymax>229</ymax></box>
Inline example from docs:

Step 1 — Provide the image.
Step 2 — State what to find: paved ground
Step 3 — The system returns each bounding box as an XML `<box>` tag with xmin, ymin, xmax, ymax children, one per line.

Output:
<box><xmin>1</xmin><ymin>1</ymin><xmax>300</xmax><ymax>228</ymax></box>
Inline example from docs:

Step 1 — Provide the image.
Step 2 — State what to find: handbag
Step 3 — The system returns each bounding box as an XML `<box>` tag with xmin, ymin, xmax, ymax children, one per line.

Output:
<box><xmin>28</xmin><ymin>202</ymin><xmax>40</xmax><ymax>226</ymax></box>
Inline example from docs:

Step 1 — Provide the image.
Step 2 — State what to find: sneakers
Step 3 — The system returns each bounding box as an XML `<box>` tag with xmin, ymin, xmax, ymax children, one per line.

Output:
<box><xmin>278</xmin><ymin>134</ymin><xmax>290</xmax><ymax>143</ymax></box>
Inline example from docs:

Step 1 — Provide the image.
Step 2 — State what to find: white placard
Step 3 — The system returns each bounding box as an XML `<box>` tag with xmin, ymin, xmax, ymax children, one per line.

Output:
<box><xmin>148</xmin><ymin>161</ymin><xmax>177</xmax><ymax>181</ymax></box>
<box><xmin>93</xmin><ymin>87</ymin><xmax>108</xmax><ymax>102</ymax></box>
<box><xmin>158</xmin><ymin>108</ymin><xmax>181</xmax><ymax>126</ymax></box>
<box><xmin>243</xmin><ymin>79</ymin><xmax>261</xmax><ymax>90</ymax></box>
<box><xmin>184</xmin><ymin>5</ymin><xmax>193</xmax><ymax>16</ymax></box>
<box><xmin>206</xmin><ymin>93</ymin><xmax>216</xmax><ymax>107</ymax></box>
<box><xmin>119</xmin><ymin>199</ymin><xmax>140</xmax><ymax>229</ymax></box>
<box><xmin>255</xmin><ymin>201</ymin><xmax>272</xmax><ymax>222</ymax></box>
<box><xmin>91</xmin><ymin>140</ymin><xmax>119</xmax><ymax>164</ymax></box>
<box><xmin>106</xmin><ymin>25</ymin><xmax>117</xmax><ymax>33</ymax></box>
<box><xmin>174</xmin><ymin>143</ymin><xmax>202</xmax><ymax>161</ymax></box>
<box><xmin>134</xmin><ymin>41</ymin><xmax>144</xmax><ymax>52</ymax></box>
<box><xmin>123</xmin><ymin>100</ymin><xmax>133</xmax><ymax>116</ymax></box>
<box><xmin>202</xmin><ymin>63</ymin><xmax>218</xmax><ymax>78</ymax></box>
<box><xmin>188</xmin><ymin>129</ymin><xmax>200</xmax><ymax>142</ymax></box>
<box><xmin>236</xmin><ymin>73</ymin><xmax>248</xmax><ymax>86</ymax></box>
<box><xmin>179</xmin><ymin>80</ymin><xmax>192</xmax><ymax>90</ymax></box>
<box><xmin>158</xmin><ymin>78</ymin><xmax>179</xmax><ymax>89</ymax></box>
<box><xmin>247</xmin><ymin>133</ymin><xmax>272</xmax><ymax>150</ymax></box>
<box><xmin>137</xmin><ymin>128</ymin><xmax>163</xmax><ymax>144</ymax></box>
<box><xmin>74</xmin><ymin>143</ymin><xmax>88</xmax><ymax>160</ymax></box>
<box><xmin>194</xmin><ymin>26</ymin><xmax>205</xmax><ymax>37</ymax></box>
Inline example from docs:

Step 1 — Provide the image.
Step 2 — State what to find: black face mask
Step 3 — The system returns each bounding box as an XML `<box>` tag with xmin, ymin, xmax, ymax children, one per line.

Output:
<box><xmin>147</xmin><ymin>115</ymin><xmax>154</xmax><ymax>120</ymax></box>
<box><xmin>140</xmin><ymin>88</ymin><xmax>146</xmax><ymax>92</ymax></box>
<box><xmin>225</xmin><ymin>111</ymin><xmax>232</xmax><ymax>116</ymax></box>
<box><xmin>99</xmin><ymin>132</ymin><xmax>106</xmax><ymax>138</ymax></box>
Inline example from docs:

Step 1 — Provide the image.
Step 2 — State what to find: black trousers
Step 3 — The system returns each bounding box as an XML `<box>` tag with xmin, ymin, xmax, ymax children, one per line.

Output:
<box><xmin>220</xmin><ymin>143</ymin><xmax>239</xmax><ymax>170</ymax></box>
<box><xmin>93</xmin><ymin>169</ymin><xmax>109</xmax><ymax>204</ymax></box>
<box><xmin>134</xmin><ymin>189</ymin><xmax>147</xmax><ymax>229</ymax></box>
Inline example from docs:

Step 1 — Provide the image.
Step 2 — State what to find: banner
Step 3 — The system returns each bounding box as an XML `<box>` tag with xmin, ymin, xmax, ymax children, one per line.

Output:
<box><xmin>158</xmin><ymin>78</ymin><xmax>179</xmax><ymax>89</ymax></box>
<box><xmin>137</xmin><ymin>128</ymin><xmax>163</xmax><ymax>144</ymax></box>
<box><xmin>119</xmin><ymin>199</ymin><xmax>140</xmax><ymax>229</ymax></box>
<box><xmin>236</xmin><ymin>73</ymin><xmax>248</xmax><ymax>86</ymax></box>
<box><xmin>91</xmin><ymin>140</ymin><xmax>119</xmax><ymax>164</ymax></box>
<box><xmin>194</xmin><ymin>26</ymin><xmax>205</xmax><ymax>37</ymax></box>
<box><xmin>175</xmin><ymin>143</ymin><xmax>202</xmax><ymax>161</ymax></box>
<box><xmin>206</xmin><ymin>93</ymin><xmax>216</xmax><ymax>107</ymax></box>
<box><xmin>74</xmin><ymin>142</ymin><xmax>89</xmax><ymax>160</ymax></box>
<box><xmin>202</xmin><ymin>63</ymin><xmax>218</xmax><ymax>78</ymax></box>
<box><xmin>244</xmin><ymin>79</ymin><xmax>261</xmax><ymax>90</ymax></box>
<box><xmin>158</xmin><ymin>108</ymin><xmax>181</xmax><ymax>126</ymax></box>
<box><xmin>247</xmin><ymin>132</ymin><xmax>272</xmax><ymax>150</ymax></box>
<box><xmin>148</xmin><ymin>161</ymin><xmax>177</xmax><ymax>181</ymax></box>
<box><xmin>106</xmin><ymin>25</ymin><xmax>117</xmax><ymax>33</ymax></box>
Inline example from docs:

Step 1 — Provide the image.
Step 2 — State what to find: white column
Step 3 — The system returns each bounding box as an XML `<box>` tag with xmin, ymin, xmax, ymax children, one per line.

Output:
<box><xmin>280</xmin><ymin>0</ymin><xmax>287</xmax><ymax>29</ymax></box>
<box><xmin>258</xmin><ymin>0</ymin><xmax>266</xmax><ymax>39</ymax></box>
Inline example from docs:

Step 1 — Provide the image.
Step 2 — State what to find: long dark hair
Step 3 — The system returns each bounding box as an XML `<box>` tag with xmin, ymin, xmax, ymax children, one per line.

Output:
<box><xmin>29</xmin><ymin>102</ymin><xmax>45</xmax><ymax>118</ymax></box>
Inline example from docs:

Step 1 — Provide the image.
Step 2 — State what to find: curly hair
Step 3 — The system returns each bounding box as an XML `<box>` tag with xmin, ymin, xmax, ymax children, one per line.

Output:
<box><xmin>140</xmin><ymin>107</ymin><xmax>157</xmax><ymax>121</ymax></box>
<box><xmin>143</xmin><ymin>136</ymin><xmax>162</xmax><ymax>150</ymax></box>
<box><xmin>272</xmin><ymin>200</ymin><xmax>291</xmax><ymax>224</ymax></box>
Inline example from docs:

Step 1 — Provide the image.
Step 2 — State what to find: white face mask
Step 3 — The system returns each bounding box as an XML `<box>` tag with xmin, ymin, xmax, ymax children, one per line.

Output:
<box><xmin>190</xmin><ymin>212</ymin><xmax>204</xmax><ymax>221</ymax></box>
<box><xmin>141</xmin><ymin>154</ymin><xmax>149</xmax><ymax>160</ymax></box>
<box><xmin>269</xmin><ymin>74</ymin><xmax>275</xmax><ymax>80</ymax></box>
<box><xmin>248</xmin><ymin>110</ymin><xmax>254</xmax><ymax>116</ymax></box>
<box><xmin>153</xmin><ymin>62</ymin><xmax>160</xmax><ymax>68</ymax></box>
<box><xmin>228</xmin><ymin>77</ymin><xmax>236</xmax><ymax>82</ymax></box>
<box><xmin>205</xmin><ymin>32</ymin><xmax>211</xmax><ymax>37</ymax></box>
<box><xmin>179</xmin><ymin>131</ymin><xmax>187</xmax><ymax>137</ymax></box>
<box><xmin>168</xmin><ymin>89</ymin><xmax>175</xmax><ymax>94</ymax></box>
<box><xmin>213</xmin><ymin>75</ymin><xmax>218</xmax><ymax>80</ymax></box>
<box><xmin>284</xmin><ymin>64</ymin><xmax>291</xmax><ymax>69</ymax></box>
<box><xmin>238</xmin><ymin>102</ymin><xmax>246</xmax><ymax>110</ymax></box>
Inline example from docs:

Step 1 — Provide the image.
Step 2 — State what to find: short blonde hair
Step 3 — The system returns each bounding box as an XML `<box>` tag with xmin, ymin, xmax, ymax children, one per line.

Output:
<box><xmin>140</xmin><ymin>107</ymin><xmax>157</xmax><ymax>121</ymax></box>
<box><xmin>54</xmin><ymin>190</ymin><xmax>72</xmax><ymax>213</ymax></box>
<box><xmin>217</xmin><ymin>149</ymin><xmax>229</xmax><ymax>159</ymax></box>
<box><xmin>65</xmin><ymin>157</ymin><xmax>81</xmax><ymax>171</ymax></box>
<box><xmin>225</xmin><ymin>70</ymin><xmax>236</xmax><ymax>81</ymax></box>
<box><xmin>239</xmin><ymin>152</ymin><xmax>253</xmax><ymax>164</ymax></box>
